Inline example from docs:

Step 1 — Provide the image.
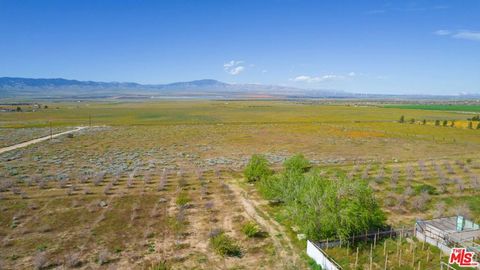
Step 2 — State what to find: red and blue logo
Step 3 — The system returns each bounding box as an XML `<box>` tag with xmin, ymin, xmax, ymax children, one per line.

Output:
<box><xmin>449</xmin><ymin>248</ymin><xmax>479</xmax><ymax>267</ymax></box>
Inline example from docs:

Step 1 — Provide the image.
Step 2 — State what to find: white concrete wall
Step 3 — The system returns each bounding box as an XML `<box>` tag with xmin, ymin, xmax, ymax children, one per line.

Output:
<box><xmin>307</xmin><ymin>240</ymin><xmax>342</xmax><ymax>270</ymax></box>
<box><xmin>415</xmin><ymin>230</ymin><xmax>451</xmax><ymax>254</ymax></box>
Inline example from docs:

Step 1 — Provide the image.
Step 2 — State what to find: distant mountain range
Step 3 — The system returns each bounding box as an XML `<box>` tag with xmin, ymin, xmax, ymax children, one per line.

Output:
<box><xmin>0</xmin><ymin>77</ymin><xmax>478</xmax><ymax>100</ymax></box>
<box><xmin>0</xmin><ymin>77</ymin><xmax>354</xmax><ymax>99</ymax></box>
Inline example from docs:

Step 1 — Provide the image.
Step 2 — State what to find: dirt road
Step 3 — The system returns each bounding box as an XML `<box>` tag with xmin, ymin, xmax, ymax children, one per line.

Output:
<box><xmin>228</xmin><ymin>181</ymin><xmax>307</xmax><ymax>269</ymax></box>
<box><xmin>0</xmin><ymin>126</ymin><xmax>87</xmax><ymax>155</ymax></box>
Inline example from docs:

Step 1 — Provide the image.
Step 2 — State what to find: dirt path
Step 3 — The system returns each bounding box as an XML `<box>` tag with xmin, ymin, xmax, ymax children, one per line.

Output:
<box><xmin>0</xmin><ymin>126</ymin><xmax>87</xmax><ymax>155</ymax></box>
<box><xmin>227</xmin><ymin>180</ymin><xmax>307</xmax><ymax>269</ymax></box>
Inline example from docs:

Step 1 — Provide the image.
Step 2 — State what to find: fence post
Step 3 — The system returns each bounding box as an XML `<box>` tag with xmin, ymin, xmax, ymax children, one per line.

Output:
<box><xmin>400</xmin><ymin>226</ymin><xmax>404</xmax><ymax>242</ymax></box>
<box><xmin>412</xmin><ymin>246</ymin><xmax>415</xmax><ymax>268</ymax></box>
<box><xmin>369</xmin><ymin>243</ymin><xmax>373</xmax><ymax>270</ymax></box>
<box><xmin>383</xmin><ymin>240</ymin><xmax>387</xmax><ymax>256</ymax></box>
<box><xmin>384</xmin><ymin>254</ymin><xmax>388</xmax><ymax>270</ymax></box>
<box><xmin>396</xmin><ymin>239</ymin><xmax>399</xmax><ymax>258</ymax></box>
<box><xmin>355</xmin><ymin>247</ymin><xmax>359</xmax><ymax>269</ymax></box>
<box><xmin>398</xmin><ymin>246</ymin><xmax>402</xmax><ymax>267</ymax></box>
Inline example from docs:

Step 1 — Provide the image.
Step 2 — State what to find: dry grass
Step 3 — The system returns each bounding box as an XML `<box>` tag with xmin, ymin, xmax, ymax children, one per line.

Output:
<box><xmin>1</xmin><ymin>100</ymin><xmax>479</xmax><ymax>269</ymax></box>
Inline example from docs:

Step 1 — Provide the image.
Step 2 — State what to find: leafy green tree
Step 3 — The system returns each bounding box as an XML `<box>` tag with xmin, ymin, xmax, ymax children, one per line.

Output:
<box><xmin>477</xmin><ymin>123</ymin><xmax>480</xmax><ymax>130</ymax></box>
<box><xmin>451</xmin><ymin>120</ymin><xmax>455</xmax><ymax>127</ymax></box>
<box><xmin>244</xmin><ymin>154</ymin><xmax>272</xmax><ymax>182</ymax></box>
<box><xmin>283</xmin><ymin>154</ymin><xmax>310</xmax><ymax>174</ymax></box>
<box><xmin>469</xmin><ymin>115</ymin><xmax>479</xmax><ymax>121</ymax></box>
<box><xmin>399</xmin><ymin>115</ymin><xmax>405</xmax><ymax>123</ymax></box>
<box><xmin>443</xmin><ymin>120</ymin><xmax>448</xmax><ymax>127</ymax></box>
<box><xmin>409</xmin><ymin>118</ymin><xmax>415</xmax><ymax>124</ymax></box>
<box><xmin>469</xmin><ymin>121</ymin><xmax>473</xmax><ymax>129</ymax></box>
<box><xmin>422</xmin><ymin>119</ymin><xmax>426</xmax><ymax>125</ymax></box>
<box><xmin>257</xmin><ymin>156</ymin><xmax>386</xmax><ymax>241</ymax></box>
<box><xmin>435</xmin><ymin>120</ymin><xmax>440</xmax><ymax>126</ymax></box>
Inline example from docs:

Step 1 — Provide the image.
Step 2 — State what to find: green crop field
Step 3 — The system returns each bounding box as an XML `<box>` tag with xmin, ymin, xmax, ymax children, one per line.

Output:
<box><xmin>384</xmin><ymin>104</ymin><xmax>480</xmax><ymax>113</ymax></box>
<box><xmin>1</xmin><ymin>100</ymin><xmax>479</xmax><ymax>269</ymax></box>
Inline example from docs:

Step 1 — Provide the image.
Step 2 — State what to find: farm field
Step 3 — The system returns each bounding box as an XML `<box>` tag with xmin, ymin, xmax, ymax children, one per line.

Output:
<box><xmin>384</xmin><ymin>104</ymin><xmax>480</xmax><ymax>113</ymax></box>
<box><xmin>1</xmin><ymin>100</ymin><xmax>479</xmax><ymax>269</ymax></box>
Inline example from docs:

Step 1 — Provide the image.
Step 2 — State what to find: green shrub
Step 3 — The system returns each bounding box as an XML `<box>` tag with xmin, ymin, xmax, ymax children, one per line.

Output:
<box><xmin>210</xmin><ymin>232</ymin><xmax>241</xmax><ymax>257</ymax></box>
<box><xmin>149</xmin><ymin>260</ymin><xmax>170</xmax><ymax>270</ymax></box>
<box><xmin>414</xmin><ymin>184</ymin><xmax>438</xmax><ymax>195</ymax></box>
<box><xmin>242</xmin><ymin>221</ymin><xmax>261</xmax><ymax>238</ymax></box>
<box><xmin>176</xmin><ymin>191</ymin><xmax>190</xmax><ymax>206</ymax></box>
<box><xmin>283</xmin><ymin>154</ymin><xmax>310</xmax><ymax>174</ymax></box>
<box><xmin>257</xmin><ymin>174</ymin><xmax>283</xmax><ymax>200</ymax></box>
<box><xmin>244</xmin><ymin>154</ymin><xmax>272</xmax><ymax>182</ymax></box>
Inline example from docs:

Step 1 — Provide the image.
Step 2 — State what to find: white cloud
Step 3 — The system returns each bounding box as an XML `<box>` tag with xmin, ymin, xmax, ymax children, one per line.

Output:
<box><xmin>290</xmin><ymin>74</ymin><xmax>346</xmax><ymax>83</ymax></box>
<box><xmin>348</xmin><ymin>72</ymin><xmax>356</xmax><ymax>77</ymax></box>
<box><xmin>224</xmin><ymin>60</ymin><xmax>245</xmax><ymax>75</ymax></box>
<box><xmin>366</xmin><ymin>9</ymin><xmax>386</xmax><ymax>15</ymax></box>
<box><xmin>452</xmin><ymin>30</ymin><xmax>480</xmax><ymax>41</ymax></box>
<box><xmin>229</xmin><ymin>66</ymin><xmax>244</xmax><ymax>75</ymax></box>
<box><xmin>434</xmin><ymin>29</ymin><xmax>480</xmax><ymax>41</ymax></box>
<box><xmin>434</xmin><ymin>30</ymin><xmax>451</xmax><ymax>36</ymax></box>
<box><xmin>291</xmin><ymin>75</ymin><xmax>317</xmax><ymax>82</ymax></box>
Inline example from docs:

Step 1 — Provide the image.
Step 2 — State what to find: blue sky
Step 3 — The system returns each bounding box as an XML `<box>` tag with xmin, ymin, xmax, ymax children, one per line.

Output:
<box><xmin>0</xmin><ymin>0</ymin><xmax>479</xmax><ymax>94</ymax></box>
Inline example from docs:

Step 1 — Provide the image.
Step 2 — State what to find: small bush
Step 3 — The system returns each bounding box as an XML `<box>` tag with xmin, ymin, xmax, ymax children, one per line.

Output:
<box><xmin>241</xmin><ymin>221</ymin><xmax>261</xmax><ymax>238</ymax></box>
<box><xmin>414</xmin><ymin>184</ymin><xmax>438</xmax><ymax>195</ymax></box>
<box><xmin>97</xmin><ymin>250</ymin><xmax>110</xmax><ymax>265</ymax></box>
<box><xmin>104</xmin><ymin>183</ymin><xmax>113</xmax><ymax>195</ymax></box>
<box><xmin>210</xmin><ymin>232</ymin><xmax>241</xmax><ymax>257</ymax></box>
<box><xmin>64</xmin><ymin>252</ymin><xmax>81</xmax><ymax>268</ymax></box>
<box><xmin>283</xmin><ymin>154</ymin><xmax>310</xmax><ymax>174</ymax></box>
<box><xmin>244</xmin><ymin>154</ymin><xmax>272</xmax><ymax>182</ymax></box>
<box><xmin>176</xmin><ymin>191</ymin><xmax>190</xmax><ymax>206</ymax></box>
<box><xmin>149</xmin><ymin>260</ymin><xmax>170</xmax><ymax>270</ymax></box>
<box><xmin>33</xmin><ymin>251</ymin><xmax>47</xmax><ymax>270</ymax></box>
